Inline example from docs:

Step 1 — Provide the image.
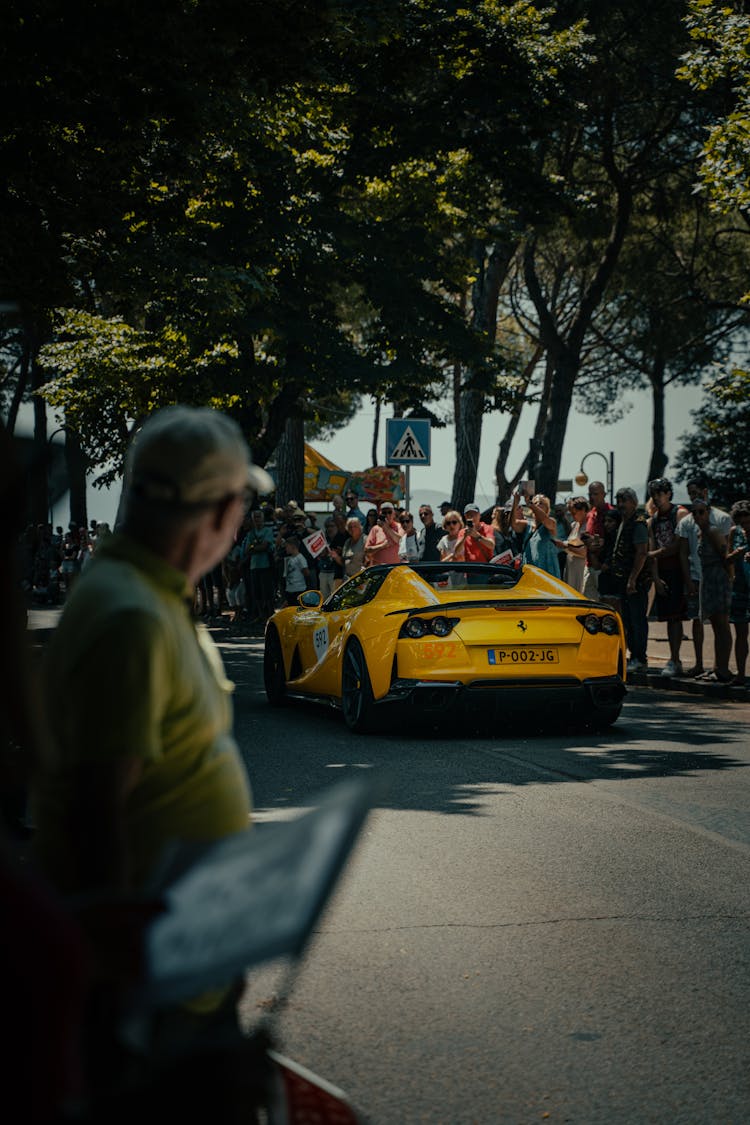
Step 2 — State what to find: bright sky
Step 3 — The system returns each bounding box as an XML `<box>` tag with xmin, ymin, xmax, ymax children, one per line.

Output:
<box><xmin>314</xmin><ymin>379</ymin><xmax>706</xmax><ymax>514</ymax></box>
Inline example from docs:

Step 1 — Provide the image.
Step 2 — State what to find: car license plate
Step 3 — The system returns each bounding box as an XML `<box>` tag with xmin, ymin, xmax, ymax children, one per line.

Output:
<box><xmin>487</xmin><ymin>646</ymin><xmax>559</xmax><ymax>665</ymax></box>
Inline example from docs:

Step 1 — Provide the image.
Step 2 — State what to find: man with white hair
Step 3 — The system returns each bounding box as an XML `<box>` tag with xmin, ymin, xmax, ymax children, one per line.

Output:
<box><xmin>35</xmin><ymin>404</ymin><xmax>272</xmax><ymax>918</ymax></box>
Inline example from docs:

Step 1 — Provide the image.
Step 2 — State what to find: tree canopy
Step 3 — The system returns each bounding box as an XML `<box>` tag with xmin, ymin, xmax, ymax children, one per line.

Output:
<box><xmin>2</xmin><ymin>0</ymin><xmax>749</xmax><ymax>517</ymax></box>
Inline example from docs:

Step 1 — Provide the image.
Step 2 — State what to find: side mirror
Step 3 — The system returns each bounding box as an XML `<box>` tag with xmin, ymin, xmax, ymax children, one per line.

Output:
<box><xmin>298</xmin><ymin>590</ymin><xmax>323</xmax><ymax>609</ymax></box>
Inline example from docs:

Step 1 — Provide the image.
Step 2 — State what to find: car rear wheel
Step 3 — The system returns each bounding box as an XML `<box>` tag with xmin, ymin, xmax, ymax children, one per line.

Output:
<box><xmin>341</xmin><ymin>638</ymin><xmax>375</xmax><ymax>733</ymax></box>
<box><xmin>587</xmin><ymin>703</ymin><xmax>622</xmax><ymax>730</ymax></box>
<box><xmin>264</xmin><ymin>627</ymin><xmax>287</xmax><ymax>706</ymax></box>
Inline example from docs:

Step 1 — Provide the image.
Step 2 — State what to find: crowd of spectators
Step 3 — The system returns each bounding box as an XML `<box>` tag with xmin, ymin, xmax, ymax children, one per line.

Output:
<box><xmin>21</xmin><ymin>473</ymin><xmax>750</xmax><ymax>685</ymax></box>
<box><xmin>19</xmin><ymin>520</ymin><xmax>112</xmax><ymax>605</ymax></box>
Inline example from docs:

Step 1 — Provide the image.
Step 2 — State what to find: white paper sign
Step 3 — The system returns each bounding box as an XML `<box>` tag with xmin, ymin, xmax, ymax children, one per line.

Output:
<box><xmin>303</xmin><ymin>530</ymin><xmax>328</xmax><ymax>558</ymax></box>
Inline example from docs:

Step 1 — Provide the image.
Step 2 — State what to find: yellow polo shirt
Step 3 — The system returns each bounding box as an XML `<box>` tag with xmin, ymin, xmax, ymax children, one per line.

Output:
<box><xmin>35</xmin><ymin>533</ymin><xmax>252</xmax><ymax>895</ymax></box>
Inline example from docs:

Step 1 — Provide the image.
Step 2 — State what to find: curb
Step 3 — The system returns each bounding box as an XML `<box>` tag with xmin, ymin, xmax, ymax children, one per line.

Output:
<box><xmin>627</xmin><ymin>669</ymin><xmax>749</xmax><ymax>702</ymax></box>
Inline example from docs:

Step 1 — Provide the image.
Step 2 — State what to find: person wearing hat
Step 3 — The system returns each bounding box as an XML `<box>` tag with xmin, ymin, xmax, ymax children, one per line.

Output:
<box><xmin>462</xmin><ymin>503</ymin><xmax>495</xmax><ymax>563</ymax></box>
<box><xmin>364</xmin><ymin>501</ymin><xmax>404</xmax><ymax>565</ymax></box>
<box><xmin>33</xmin><ymin>406</ymin><xmax>273</xmax><ymax>1058</ymax></box>
<box><xmin>439</xmin><ymin>501</ymin><xmax>452</xmax><ymax>518</ymax></box>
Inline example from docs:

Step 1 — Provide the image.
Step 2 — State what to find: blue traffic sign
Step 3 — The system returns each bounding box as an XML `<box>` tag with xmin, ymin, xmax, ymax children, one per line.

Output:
<box><xmin>386</xmin><ymin>418</ymin><xmax>431</xmax><ymax>466</ymax></box>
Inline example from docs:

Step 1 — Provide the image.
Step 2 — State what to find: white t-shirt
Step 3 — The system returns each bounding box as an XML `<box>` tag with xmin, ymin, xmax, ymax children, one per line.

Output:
<box><xmin>437</xmin><ymin>533</ymin><xmax>465</xmax><ymax>561</ymax></box>
<box><xmin>677</xmin><ymin>506</ymin><xmax>732</xmax><ymax>580</ymax></box>
<box><xmin>284</xmin><ymin>553</ymin><xmax>308</xmax><ymax>592</ymax></box>
<box><xmin>398</xmin><ymin>533</ymin><xmax>420</xmax><ymax>561</ymax></box>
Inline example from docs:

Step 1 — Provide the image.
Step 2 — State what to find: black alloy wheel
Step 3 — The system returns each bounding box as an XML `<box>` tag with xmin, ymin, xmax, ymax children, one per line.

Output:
<box><xmin>341</xmin><ymin>637</ymin><xmax>376</xmax><ymax>733</ymax></box>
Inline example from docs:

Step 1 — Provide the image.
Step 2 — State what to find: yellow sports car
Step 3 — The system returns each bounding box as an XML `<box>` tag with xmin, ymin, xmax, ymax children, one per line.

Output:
<box><xmin>264</xmin><ymin>562</ymin><xmax>627</xmax><ymax>733</ymax></box>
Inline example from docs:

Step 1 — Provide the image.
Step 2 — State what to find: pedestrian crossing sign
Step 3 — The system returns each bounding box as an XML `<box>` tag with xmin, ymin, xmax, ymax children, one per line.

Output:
<box><xmin>386</xmin><ymin>418</ymin><xmax>431</xmax><ymax>466</ymax></box>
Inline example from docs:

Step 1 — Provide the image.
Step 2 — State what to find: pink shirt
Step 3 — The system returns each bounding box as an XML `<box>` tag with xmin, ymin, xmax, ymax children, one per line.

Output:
<box><xmin>365</xmin><ymin>522</ymin><xmax>403</xmax><ymax>565</ymax></box>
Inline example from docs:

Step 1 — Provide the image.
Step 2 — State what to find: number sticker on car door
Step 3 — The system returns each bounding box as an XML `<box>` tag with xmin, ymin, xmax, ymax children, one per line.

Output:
<box><xmin>313</xmin><ymin>624</ymin><xmax>329</xmax><ymax>662</ymax></box>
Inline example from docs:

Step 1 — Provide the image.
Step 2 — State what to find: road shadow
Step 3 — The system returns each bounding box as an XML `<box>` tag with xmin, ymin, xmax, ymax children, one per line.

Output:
<box><xmin>219</xmin><ymin>640</ymin><xmax>749</xmax><ymax>818</ymax></box>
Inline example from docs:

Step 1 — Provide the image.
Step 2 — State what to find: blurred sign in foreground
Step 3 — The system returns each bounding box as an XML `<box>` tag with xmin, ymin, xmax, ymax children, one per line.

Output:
<box><xmin>140</xmin><ymin>776</ymin><xmax>382</xmax><ymax>1007</ymax></box>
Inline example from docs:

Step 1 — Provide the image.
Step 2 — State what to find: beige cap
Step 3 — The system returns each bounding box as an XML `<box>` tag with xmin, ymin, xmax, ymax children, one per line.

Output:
<box><xmin>126</xmin><ymin>405</ymin><xmax>273</xmax><ymax>505</ymax></box>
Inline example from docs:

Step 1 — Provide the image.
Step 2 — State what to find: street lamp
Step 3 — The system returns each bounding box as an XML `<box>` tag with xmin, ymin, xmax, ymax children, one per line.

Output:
<box><xmin>47</xmin><ymin>426</ymin><xmax>68</xmax><ymax>526</ymax></box>
<box><xmin>575</xmin><ymin>450</ymin><xmax>614</xmax><ymax>503</ymax></box>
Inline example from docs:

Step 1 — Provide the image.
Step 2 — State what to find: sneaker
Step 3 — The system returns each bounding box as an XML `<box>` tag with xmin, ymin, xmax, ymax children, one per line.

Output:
<box><xmin>627</xmin><ymin>658</ymin><xmax>647</xmax><ymax>673</ymax></box>
<box><xmin>661</xmin><ymin>660</ymin><xmax>683</xmax><ymax>677</ymax></box>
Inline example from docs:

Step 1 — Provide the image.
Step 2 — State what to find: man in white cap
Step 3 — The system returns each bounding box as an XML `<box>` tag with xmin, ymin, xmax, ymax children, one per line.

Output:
<box><xmin>34</xmin><ymin>407</ymin><xmax>273</xmax><ymax>1056</ymax></box>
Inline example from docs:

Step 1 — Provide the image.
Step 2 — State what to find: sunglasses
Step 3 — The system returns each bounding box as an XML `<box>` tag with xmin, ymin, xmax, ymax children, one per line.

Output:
<box><xmin>400</xmin><ymin>517</ymin><xmax>412</xmax><ymax>524</ymax></box>
<box><xmin>446</xmin><ymin>519</ymin><xmax>460</xmax><ymax>526</ymax></box>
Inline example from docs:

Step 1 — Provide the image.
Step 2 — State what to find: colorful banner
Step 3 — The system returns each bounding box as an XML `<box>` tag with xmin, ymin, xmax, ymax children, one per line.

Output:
<box><xmin>346</xmin><ymin>466</ymin><xmax>405</xmax><ymax>505</ymax></box>
<box><xmin>303</xmin><ymin>444</ymin><xmax>405</xmax><ymax>505</ymax></box>
<box><xmin>303</xmin><ymin>444</ymin><xmax>351</xmax><ymax>503</ymax></box>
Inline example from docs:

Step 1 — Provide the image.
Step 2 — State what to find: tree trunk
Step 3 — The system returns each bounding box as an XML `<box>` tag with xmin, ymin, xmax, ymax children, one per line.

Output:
<box><xmin>521</xmin><ymin>147</ymin><xmax>633</xmax><ymax>501</ymax></box>
<box><xmin>493</xmin><ymin>342</ymin><xmax>545</xmax><ymax>501</ymax></box>
<box><xmin>6</xmin><ymin>340</ymin><xmax>29</xmax><ymax>434</ymax></box>
<box><xmin>64</xmin><ymin>421</ymin><xmax>88</xmax><ymax>528</ymax></box>
<box><xmin>29</xmin><ymin>344</ymin><xmax>49</xmax><ymax>524</ymax></box>
<box><xmin>453</xmin><ymin>385</ymin><xmax>485</xmax><ymax>511</ymax></box>
<box><xmin>275</xmin><ymin>415</ymin><xmax>305</xmax><ymax>507</ymax></box>
<box><xmin>523</xmin><ymin>175</ymin><xmax>632</xmax><ymax>500</ymax></box>
<box><xmin>452</xmin><ymin>242</ymin><xmax>514</xmax><ymax>508</ymax></box>
<box><xmin>647</xmin><ymin>353</ymin><xmax>668</xmax><ymax>491</ymax></box>
<box><xmin>537</xmin><ymin>348</ymin><xmax>578</xmax><ymax>500</ymax></box>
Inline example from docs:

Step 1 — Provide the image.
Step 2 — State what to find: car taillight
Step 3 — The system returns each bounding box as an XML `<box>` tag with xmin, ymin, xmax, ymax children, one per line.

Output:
<box><xmin>399</xmin><ymin>616</ymin><xmax>459</xmax><ymax>639</ymax></box>
<box><xmin>577</xmin><ymin>612</ymin><xmax>619</xmax><ymax>635</ymax></box>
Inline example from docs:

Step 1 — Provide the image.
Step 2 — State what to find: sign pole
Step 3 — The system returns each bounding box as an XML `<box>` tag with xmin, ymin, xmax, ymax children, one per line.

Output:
<box><xmin>405</xmin><ymin>465</ymin><xmax>410</xmax><ymax>510</ymax></box>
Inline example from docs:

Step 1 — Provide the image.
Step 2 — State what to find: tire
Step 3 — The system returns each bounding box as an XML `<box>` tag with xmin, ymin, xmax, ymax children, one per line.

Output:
<box><xmin>587</xmin><ymin>703</ymin><xmax>622</xmax><ymax>731</ymax></box>
<box><xmin>341</xmin><ymin>638</ymin><xmax>376</xmax><ymax>734</ymax></box>
<box><xmin>264</xmin><ymin>627</ymin><xmax>287</xmax><ymax>706</ymax></box>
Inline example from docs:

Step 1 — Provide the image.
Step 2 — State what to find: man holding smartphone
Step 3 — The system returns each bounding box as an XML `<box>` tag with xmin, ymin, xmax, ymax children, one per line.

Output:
<box><xmin>462</xmin><ymin>503</ymin><xmax>495</xmax><ymax>563</ymax></box>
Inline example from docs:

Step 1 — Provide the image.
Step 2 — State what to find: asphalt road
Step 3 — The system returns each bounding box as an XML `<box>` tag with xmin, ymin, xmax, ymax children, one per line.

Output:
<box><xmin>225</xmin><ymin>637</ymin><xmax>750</xmax><ymax>1124</ymax></box>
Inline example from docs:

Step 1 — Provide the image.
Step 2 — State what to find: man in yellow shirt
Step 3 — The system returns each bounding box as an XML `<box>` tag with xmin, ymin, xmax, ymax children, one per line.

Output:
<box><xmin>34</xmin><ymin>406</ymin><xmax>272</xmax><ymax>1062</ymax></box>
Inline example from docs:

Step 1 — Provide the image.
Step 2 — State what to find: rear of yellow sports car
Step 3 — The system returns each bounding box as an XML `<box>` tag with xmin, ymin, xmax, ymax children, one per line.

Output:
<box><xmin>371</xmin><ymin>564</ymin><xmax>626</xmax><ymax>728</ymax></box>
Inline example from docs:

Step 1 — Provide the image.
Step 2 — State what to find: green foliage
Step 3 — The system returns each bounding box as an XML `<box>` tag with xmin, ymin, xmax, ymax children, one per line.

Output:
<box><xmin>37</xmin><ymin>310</ymin><xmax>254</xmax><ymax>483</ymax></box>
<box><xmin>679</xmin><ymin>1</ymin><xmax>750</xmax><ymax>214</ymax></box>
<box><xmin>674</xmin><ymin>366</ymin><xmax>750</xmax><ymax>505</ymax></box>
<box><xmin>3</xmin><ymin>0</ymin><xmax>590</xmax><ymax>476</ymax></box>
